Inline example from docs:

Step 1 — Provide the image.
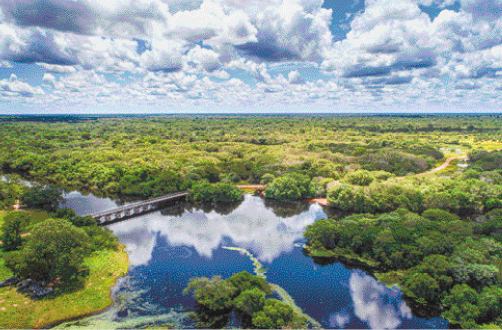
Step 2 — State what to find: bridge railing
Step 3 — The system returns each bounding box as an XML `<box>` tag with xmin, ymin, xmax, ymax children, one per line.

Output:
<box><xmin>87</xmin><ymin>191</ymin><xmax>187</xmax><ymax>218</ymax></box>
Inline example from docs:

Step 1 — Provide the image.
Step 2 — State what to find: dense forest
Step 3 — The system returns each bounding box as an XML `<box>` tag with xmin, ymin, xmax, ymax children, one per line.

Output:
<box><xmin>0</xmin><ymin>115</ymin><xmax>500</xmax><ymax>201</ymax></box>
<box><xmin>304</xmin><ymin>149</ymin><xmax>502</xmax><ymax>329</ymax></box>
<box><xmin>1</xmin><ymin>115</ymin><xmax>502</xmax><ymax>329</ymax></box>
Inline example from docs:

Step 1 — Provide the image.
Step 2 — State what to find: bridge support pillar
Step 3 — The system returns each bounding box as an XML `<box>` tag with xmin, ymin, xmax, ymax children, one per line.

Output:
<box><xmin>105</xmin><ymin>215</ymin><xmax>111</xmax><ymax>222</ymax></box>
<box><xmin>134</xmin><ymin>207</ymin><xmax>141</xmax><ymax>214</ymax></box>
<box><xmin>124</xmin><ymin>209</ymin><xmax>131</xmax><ymax>216</ymax></box>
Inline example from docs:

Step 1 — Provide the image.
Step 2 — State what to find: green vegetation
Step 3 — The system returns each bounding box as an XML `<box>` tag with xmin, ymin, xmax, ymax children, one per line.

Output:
<box><xmin>5</xmin><ymin>219</ymin><xmax>90</xmax><ymax>281</ymax></box>
<box><xmin>1</xmin><ymin>211</ymin><xmax>31</xmax><ymax>251</ymax></box>
<box><xmin>0</xmin><ymin>115</ymin><xmax>500</xmax><ymax>202</ymax></box>
<box><xmin>183</xmin><ymin>271</ymin><xmax>306</xmax><ymax>329</ymax></box>
<box><xmin>304</xmin><ymin>206</ymin><xmax>502</xmax><ymax>328</ymax></box>
<box><xmin>20</xmin><ymin>186</ymin><xmax>65</xmax><ymax>212</ymax></box>
<box><xmin>1</xmin><ymin>115</ymin><xmax>502</xmax><ymax>328</ymax></box>
<box><xmin>327</xmin><ymin>172</ymin><xmax>501</xmax><ymax>216</ymax></box>
<box><xmin>0</xmin><ymin>246</ymin><xmax>129</xmax><ymax>329</ymax></box>
<box><xmin>187</xmin><ymin>180</ymin><xmax>243</xmax><ymax>203</ymax></box>
<box><xmin>0</xmin><ymin>181</ymin><xmax>127</xmax><ymax>329</ymax></box>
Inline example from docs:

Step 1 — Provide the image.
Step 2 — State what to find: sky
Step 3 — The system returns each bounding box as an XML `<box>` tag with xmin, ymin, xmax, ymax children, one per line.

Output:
<box><xmin>0</xmin><ymin>0</ymin><xmax>501</xmax><ymax>114</ymax></box>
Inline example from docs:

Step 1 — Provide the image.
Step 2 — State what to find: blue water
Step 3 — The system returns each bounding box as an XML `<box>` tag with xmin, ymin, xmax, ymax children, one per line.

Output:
<box><xmin>58</xmin><ymin>193</ymin><xmax>448</xmax><ymax>329</ymax></box>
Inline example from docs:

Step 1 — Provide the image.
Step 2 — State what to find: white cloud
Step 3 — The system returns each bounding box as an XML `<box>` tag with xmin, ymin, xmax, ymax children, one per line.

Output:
<box><xmin>42</xmin><ymin>73</ymin><xmax>57</xmax><ymax>87</ymax></box>
<box><xmin>329</xmin><ymin>311</ymin><xmax>351</xmax><ymax>328</ymax></box>
<box><xmin>38</xmin><ymin>63</ymin><xmax>77</xmax><ymax>74</ymax></box>
<box><xmin>288</xmin><ymin>70</ymin><xmax>305</xmax><ymax>84</ymax></box>
<box><xmin>0</xmin><ymin>76</ymin><xmax>44</xmax><ymax>97</ymax></box>
<box><xmin>0</xmin><ymin>0</ymin><xmax>170</xmax><ymax>38</ymax></box>
<box><xmin>141</xmin><ymin>39</ymin><xmax>186</xmax><ymax>72</ymax></box>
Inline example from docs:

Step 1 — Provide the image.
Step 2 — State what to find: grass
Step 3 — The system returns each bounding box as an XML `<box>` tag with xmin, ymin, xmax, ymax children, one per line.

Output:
<box><xmin>0</xmin><ymin>211</ymin><xmax>5</xmax><ymax>237</ymax></box>
<box><xmin>303</xmin><ymin>245</ymin><xmax>380</xmax><ymax>268</ymax></box>
<box><xmin>0</xmin><ymin>245</ymin><xmax>129</xmax><ymax>329</ymax></box>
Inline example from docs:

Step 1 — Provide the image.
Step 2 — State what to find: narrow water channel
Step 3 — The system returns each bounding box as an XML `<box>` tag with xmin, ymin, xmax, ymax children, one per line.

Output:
<box><xmin>57</xmin><ymin>192</ymin><xmax>448</xmax><ymax>329</ymax></box>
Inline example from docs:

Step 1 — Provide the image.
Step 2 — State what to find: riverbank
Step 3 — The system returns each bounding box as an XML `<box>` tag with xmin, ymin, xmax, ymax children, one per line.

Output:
<box><xmin>303</xmin><ymin>245</ymin><xmax>380</xmax><ymax>268</ymax></box>
<box><xmin>0</xmin><ymin>245</ymin><xmax>129</xmax><ymax>329</ymax></box>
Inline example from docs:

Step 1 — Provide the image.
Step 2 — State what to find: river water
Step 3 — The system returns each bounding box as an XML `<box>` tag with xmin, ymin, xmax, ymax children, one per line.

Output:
<box><xmin>56</xmin><ymin>192</ymin><xmax>448</xmax><ymax>329</ymax></box>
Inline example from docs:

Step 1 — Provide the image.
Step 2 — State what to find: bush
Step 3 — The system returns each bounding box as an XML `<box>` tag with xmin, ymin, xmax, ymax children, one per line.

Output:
<box><xmin>6</xmin><ymin>219</ymin><xmax>89</xmax><ymax>281</ymax></box>
<box><xmin>20</xmin><ymin>185</ymin><xmax>65</xmax><ymax>212</ymax></box>
<box><xmin>82</xmin><ymin>225</ymin><xmax>119</xmax><ymax>252</ymax></box>
<box><xmin>253</xmin><ymin>299</ymin><xmax>306</xmax><ymax>329</ymax></box>
<box><xmin>1</xmin><ymin>211</ymin><xmax>31</xmax><ymax>251</ymax></box>
<box><xmin>260</xmin><ymin>174</ymin><xmax>275</xmax><ymax>185</ymax></box>
<box><xmin>188</xmin><ymin>180</ymin><xmax>243</xmax><ymax>203</ymax></box>
<box><xmin>54</xmin><ymin>208</ymin><xmax>97</xmax><ymax>227</ymax></box>
<box><xmin>234</xmin><ymin>288</ymin><xmax>266</xmax><ymax>316</ymax></box>
<box><xmin>422</xmin><ymin>209</ymin><xmax>460</xmax><ymax>222</ymax></box>
<box><xmin>342</xmin><ymin>170</ymin><xmax>374</xmax><ymax>186</ymax></box>
<box><xmin>265</xmin><ymin>173</ymin><xmax>313</xmax><ymax>201</ymax></box>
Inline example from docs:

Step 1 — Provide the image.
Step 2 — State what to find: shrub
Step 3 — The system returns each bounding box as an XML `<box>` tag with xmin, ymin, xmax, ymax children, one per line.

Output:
<box><xmin>1</xmin><ymin>211</ymin><xmax>31</xmax><ymax>251</ymax></box>
<box><xmin>342</xmin><ymin>170</ymin><xmax>374</xmax><ymax>186</ymax></box>
<box><xmin>422</xmin><ymin>209</ymin><xmax>460</xmax><ymax>222</ymax></box>
<box><xmin>20</xmin><ymin>185</ymin><xmax>65</xmax><ymax>212</ymax></box>
<box><xmin>5</xmin><ymin>219</ymin><xmax>89</xmax><ymax>281</ymax></box>
<box><xmin>260</xmin><ymin>174</ymin><xmax>275</xmax><ymax>185</ymax></box>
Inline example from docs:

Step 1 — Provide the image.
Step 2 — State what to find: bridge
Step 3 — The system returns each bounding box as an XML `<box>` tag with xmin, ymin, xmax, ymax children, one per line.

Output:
<box><xmin>88</xmin><ymin>191</ymin><xmax>187</xmax><ymax>224</ymax></box>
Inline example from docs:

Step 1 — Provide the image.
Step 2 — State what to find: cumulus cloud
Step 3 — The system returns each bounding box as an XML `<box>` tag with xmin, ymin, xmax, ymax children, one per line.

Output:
<box><xmin>140</xmin><ymin>39</ymin><xmax>186</xmax><ymax>72</ymax></box>
<box><xmin>288</xmin><ymin>70</ymin><xmax>305</xmax><ymax>84</ymax></box>
<box><xmin>38</xmin><ymin>63</ymin><xmax>77</xmax><ymax>74</ymax></box>
<box><xmin>0</xmin><ymin>75</ymin><xmax>44</xmax><ymax>97</ymax></box>
<box><xmin>1</xmin><ymin>0</ymin><xmax>502</xmax><ymax>112</ymax></box>
<box><xmin>0</xmin><ymin>0</ymin><xmax>170</xmax><ymax>38</ymax></box>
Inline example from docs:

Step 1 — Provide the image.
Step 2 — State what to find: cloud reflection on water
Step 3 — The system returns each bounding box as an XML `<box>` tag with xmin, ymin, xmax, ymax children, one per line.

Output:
<box><xmin>348</xmin><ymin>271</ymin><xmax>412</xmax><ymax>329</ymax></box>
<box><xmin>108</xmin><ymin>195</ymin><xmax>326</xmax><ymax>267</ymax></box>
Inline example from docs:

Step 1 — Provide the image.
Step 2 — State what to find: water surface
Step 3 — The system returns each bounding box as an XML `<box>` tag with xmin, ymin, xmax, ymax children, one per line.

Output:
<box><xmin>57</xmin><ymin>193</ymin><xmax>448</xmax><ymax>329</ymax></box>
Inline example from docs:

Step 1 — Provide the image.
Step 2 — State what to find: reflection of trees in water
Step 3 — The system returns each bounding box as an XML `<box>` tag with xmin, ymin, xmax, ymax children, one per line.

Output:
<box><xmin>188</xmin><ymin>200</ymin><xmax>244</xmax><ymax>215</ymax></box>
<box><xmin>263</xmin><ymin>199</ymin><xmax>310</xmax><ymax>217</ymax></box>
<box><xmin>159</xmin><ymin>199</ymin><xmax>245</xmax><ymax>217</ymax></box>
<box><xmin>321</xmin><ymin>208</ymin><xmax>353</xmax><ymax>221</ymax></box>
<box><xmin>309</xmin><ymin>255</ymin><xmax>444</xmax><ymax>321</ymax></box>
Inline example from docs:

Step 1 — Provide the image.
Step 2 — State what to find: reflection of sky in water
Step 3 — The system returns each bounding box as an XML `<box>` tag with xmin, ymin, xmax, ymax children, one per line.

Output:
<box><xmin>60</xmin><ymin>191</ymin><xmax>124</xmax><ymax>216</ymax></box>
<box><xmin>108</xmin><ymin>194</ymin><xmax>327</xmax><ymax>266</ymax></box>
<box><xmin>59</xmin><ymin>192</ymin><xmax>448</xmax><ymax>329</ymax></box>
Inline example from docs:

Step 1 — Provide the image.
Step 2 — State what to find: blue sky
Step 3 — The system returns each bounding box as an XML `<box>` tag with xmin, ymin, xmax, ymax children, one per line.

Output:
<box><xmin>0</xmin><ymin>0</ymin><xmax>501</xmax><ymax>113</ymax></box>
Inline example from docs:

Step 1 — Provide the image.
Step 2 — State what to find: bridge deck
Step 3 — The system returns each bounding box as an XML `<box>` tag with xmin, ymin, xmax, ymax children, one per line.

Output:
<box><xmin>88</xmin><ymin>191</ymin><xmax>187</xmax><ymax>219</ymax></box>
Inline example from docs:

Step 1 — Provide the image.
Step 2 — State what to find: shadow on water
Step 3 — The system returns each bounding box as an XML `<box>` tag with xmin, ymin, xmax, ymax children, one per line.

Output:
<box><xmin>263</xmin><ymin>198</ymin><xmax>310</xmax><ymax>217</ymax></box>
<box><xmin>307</xmin><ymin>251</ymin><xmax>445</xmax><ymax>321</ymax></box>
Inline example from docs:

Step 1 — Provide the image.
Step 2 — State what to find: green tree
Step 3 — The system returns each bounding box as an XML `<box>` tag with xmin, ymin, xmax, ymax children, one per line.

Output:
<box><xmin>260</xmin><ymin>174</ymin><xmax>275</xmax><ymax>185</ymax></box>
<box><xmin>234</xmin><ymin>288</ymin><xmax>266</xmax><ymax>316</ymax></box>
<box><xmin>304</xmin><ymin>219</ymin><xmax>338</xmax><ymax>250</ymax></box>
<box><xmin>265</xmin><ymin>176</ymin><xmax>301</xmax><ymax>201</ymax></box>
<box><xmin>443</xmin><ymin>284</ymin><xmax>481</xmax><ymax>328</ymax></box>
<box><xmin>252</xmin><ymin>299</ymin><xmax>296</xmax><ymax>329</ymax></box>
<box><xmin>183</xmin><ymin>275</ymin><xmax>237</xmax><ymax>313</ymax></box>
<box><xmin>5</xmin><ymin>219</ymin><xmax>89</xmax><ymax>281</ymax></box>
<box><xmin>227</xmin><ymin>271</ymin><xmax>272</xmax><ymax>297</ymax></box>
<box><xmin>20</xmin><ymin>185</ymin><xmax>65</xmax><ymax>212</ymax></box>
<box><xmin>342</xmin><ymin>170</ymin><xmax>374</xmax><ymax>186</ymax></box>
<box><xmin>402</xmin><ymin>272</ymin><xmax>441</xmax><ymax>304</ymax></box>
<box><xmin>1</xmin><ymin>211</ymin><xmax>31</xmax><ymax>251</ymax></box>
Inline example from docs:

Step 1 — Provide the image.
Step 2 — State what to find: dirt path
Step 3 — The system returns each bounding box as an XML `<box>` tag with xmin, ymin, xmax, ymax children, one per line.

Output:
<box><xmin>397</xmin><ymin>154</ymin><xmax>468</xmax><ymax>179</ymax></box>
<box><xmin>237</xmin><ymin>185</ymin><xmax>265</xmax><ymax>189</ymax></box>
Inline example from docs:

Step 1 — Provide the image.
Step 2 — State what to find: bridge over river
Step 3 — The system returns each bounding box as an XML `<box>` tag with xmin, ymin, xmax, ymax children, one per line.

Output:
<box><xmin>88</xmin><ymin>191</ymin><xmax>187</xmax><ymax>224</ymax></box>
<box><xmin>87</xmin><ymin>185</ymin><xmax>265</xmax><ymax>224</ymax></box>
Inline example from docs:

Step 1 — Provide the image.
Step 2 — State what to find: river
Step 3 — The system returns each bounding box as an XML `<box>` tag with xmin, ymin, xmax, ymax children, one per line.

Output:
<box><xmin>56</xmin><ymin>192</ymin><xmax>447</xmax><ymax>329</ymax></box>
